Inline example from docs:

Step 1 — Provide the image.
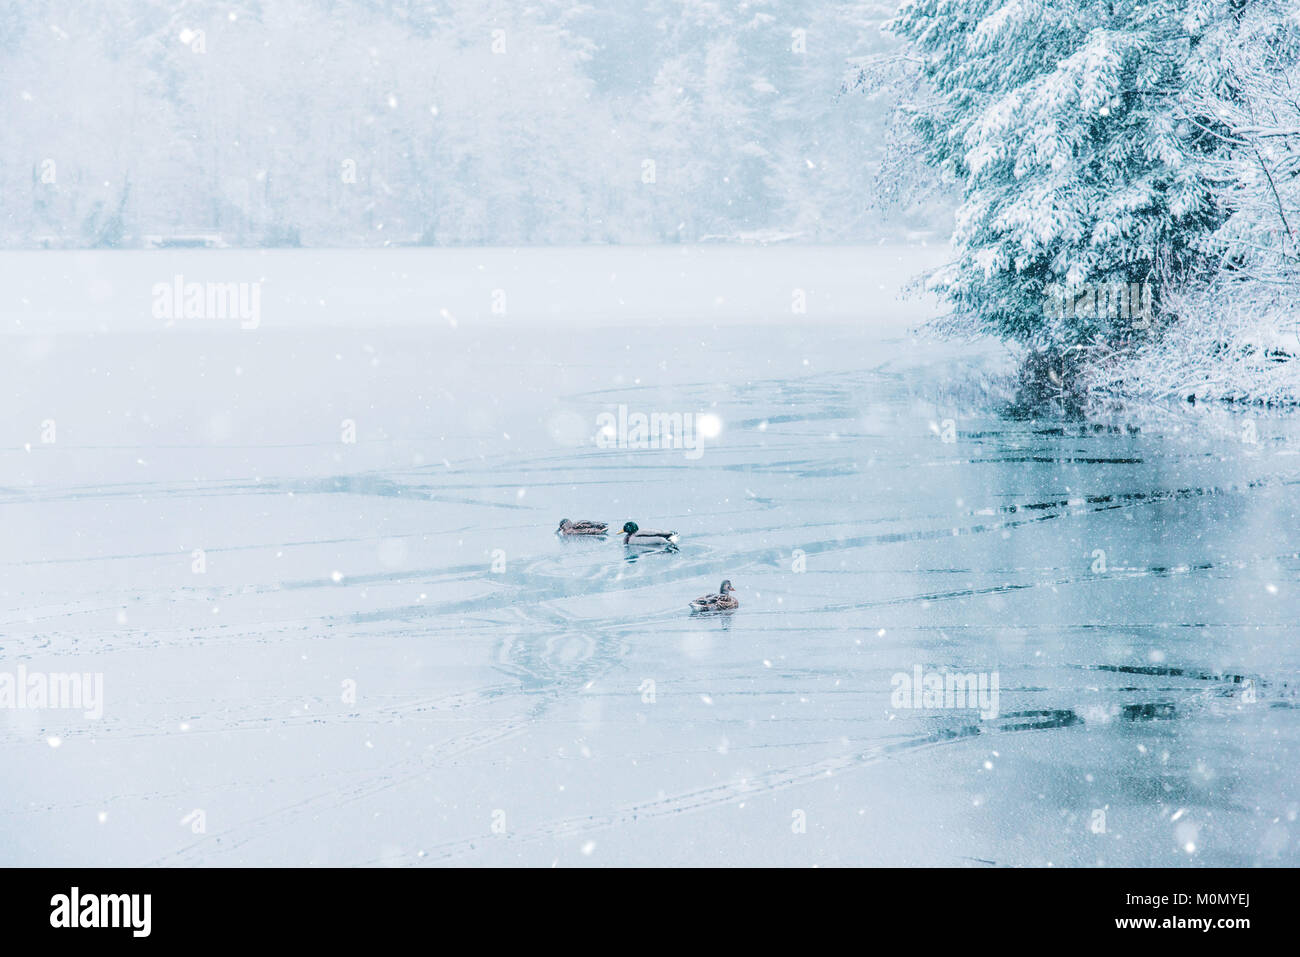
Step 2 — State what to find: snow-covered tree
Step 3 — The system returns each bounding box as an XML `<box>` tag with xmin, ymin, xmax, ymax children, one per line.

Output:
<box><xmin>886</xmin><ymin>0</ymin><xmax>1232</xmax><ymax>355</ymax></box>
<box><xmin>1191</xmin><ymin>0</ymin><xmax>1300</xmax><ymax>288</ymax></box>
<box><xmin>1086</xmin><ymin>0</ymin><xmax>1300</xmax><ymax>404</ymax></box>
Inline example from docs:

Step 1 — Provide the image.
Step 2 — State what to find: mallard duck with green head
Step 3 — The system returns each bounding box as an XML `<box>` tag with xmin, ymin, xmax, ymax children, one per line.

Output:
<box><xmin>618</xmin><ymin>521</ymin><xmax>679</xmax><ymax>548</ymax></box>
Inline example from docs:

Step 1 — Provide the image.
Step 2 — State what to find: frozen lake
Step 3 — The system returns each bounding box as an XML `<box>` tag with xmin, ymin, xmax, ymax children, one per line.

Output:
<box><xmin>2</xmin><ymin>246</ymin><xmax>1297</xmax><ymax>866</ymax></box>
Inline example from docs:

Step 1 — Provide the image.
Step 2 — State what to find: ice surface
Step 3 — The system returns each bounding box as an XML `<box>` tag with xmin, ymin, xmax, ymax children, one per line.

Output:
<box><xmin>1</xmin><ymin>247</ymin><xmax>1297</xmax><ymax>866</ymax></box>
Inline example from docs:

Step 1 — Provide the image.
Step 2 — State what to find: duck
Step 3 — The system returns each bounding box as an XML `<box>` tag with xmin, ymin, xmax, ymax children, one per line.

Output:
<box><xmin>690</xmin><ymin>580</ymin><xmax>738</xmax><ymax>612</ymax></box>
<box><xmin>618</xmin><ymin>521</ymin><xmax>679</xmax><ymax>548</ymax></box>
<box><xmin>556</xmin><ymin>519</ymin><xmax>609</xmax><ymax>537</ymax></box>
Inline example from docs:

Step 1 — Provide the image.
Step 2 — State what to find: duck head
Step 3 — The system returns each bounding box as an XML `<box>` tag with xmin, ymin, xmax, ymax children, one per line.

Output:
<box><xmin>557</xmin><ymin>518</ymin><xmax>570</xmax><ymax>531</ymax></box>
<box><xmin>719</xmin><ymin>580</ymin><xmax>735</xmax><ymax>594</ymax></box>
<box><xmin>620</xmin><ymin>521</ymin><xmax>639</xmax><ymax>535</ymax></box>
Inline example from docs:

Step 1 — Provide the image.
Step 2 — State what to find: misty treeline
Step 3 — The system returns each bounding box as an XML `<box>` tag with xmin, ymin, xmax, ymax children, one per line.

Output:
<box><xmin>877</xmin><ymin>0</ymin><xmax>1300</xmax><ymax>405</ymax></box>
<box><xmin>2</xmin><ymin>0</ymin><xmax>931</xmax><ymax>248</ymax></box>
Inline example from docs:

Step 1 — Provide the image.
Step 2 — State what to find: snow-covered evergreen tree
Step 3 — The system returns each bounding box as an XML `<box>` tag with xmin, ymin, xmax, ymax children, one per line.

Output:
<box><xmin>887</xmin><ymin>0</ymin><xmax>1232</xmax><ymax>355</ymax></box>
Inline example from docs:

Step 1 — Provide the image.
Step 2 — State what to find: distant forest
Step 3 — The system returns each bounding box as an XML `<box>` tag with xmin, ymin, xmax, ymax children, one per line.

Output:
<box><xmin>1</xmin><ymin>0</ymin><xmax>940</xmax><ymax>248</ymax></box>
